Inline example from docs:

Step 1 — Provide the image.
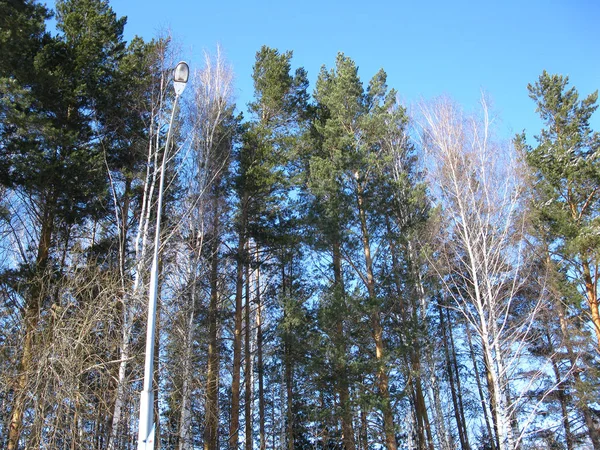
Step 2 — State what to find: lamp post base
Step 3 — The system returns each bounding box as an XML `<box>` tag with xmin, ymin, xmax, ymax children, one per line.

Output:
<box><xmin>138</xmin><ymin>390</ymin><xmax>155</xmax><ymax>449</ymax></box>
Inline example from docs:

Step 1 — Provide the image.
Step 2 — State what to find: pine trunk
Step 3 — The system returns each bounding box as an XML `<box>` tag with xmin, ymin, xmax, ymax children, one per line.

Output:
<box><xmin>285</xmin><ymin>343</ymin><xmax>294</xmax><ymax>450</ymax></box>
<box><xmin>356</xmin><ymin>178</ymin><xmax>396</xmax><ymax>450</ymax></box>
<box><xmin>282</xmin><ymin>259</ymin><xmax>295</xmax><ymax>450</ymax></box>
<box><xmin>230</xmin><ymin>195</ymin><xmax>248</xmax><ymax>450</ymax></box>
<box><xmin>332</xmin><ymin>241</ymin><xmax>356</xmax><ymax>450</ymax></box>
<box><xmin>255</xmin><ymin>249</ymin><xmax>266</xmax><ymax>450</ymax></box>
<box><xmin>359</xmin><ymin>401</ymin><xmax>369</xmax><ymax>450</ymax></box>
<box><xmin>557</xmin><ymin>299</ymin><xmax>600</xmax><ymax>449</ymax></box>
<box><xmin>245</xmin><ymin>255</ymin><xmax>253</xmax><ymax>450</ymax></box>
<box><xmin>581</xmin><ymin>260</ymin><xmax>600</xmax><ymax>351</ymax></box>
<box><xmin>545</xmin><ymin>331</ymin><xmax>574</xmax><ymax>450</ymax></box>
<box><xmin>411</xmin><ymin>349</ymin><xmax>433</xmax><ymax>450</ymax></box>
<box><xmin>204</xmin><ymin>222</ymin><xmax>221</xmax><ymax>450</ymax></box>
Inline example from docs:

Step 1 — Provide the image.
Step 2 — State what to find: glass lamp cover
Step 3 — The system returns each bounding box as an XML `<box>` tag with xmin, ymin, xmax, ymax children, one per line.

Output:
<box><xmin>174</xmin><ymin>62</ymin><xmax>189</xmax><ymax>83</ymax></box>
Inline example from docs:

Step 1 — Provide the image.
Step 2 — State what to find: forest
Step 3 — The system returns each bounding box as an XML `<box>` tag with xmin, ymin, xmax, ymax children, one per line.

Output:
<box><xmin>1</xmin><ymin>1</ymin><xmax>599</xmax><ymax>449</ymax></box>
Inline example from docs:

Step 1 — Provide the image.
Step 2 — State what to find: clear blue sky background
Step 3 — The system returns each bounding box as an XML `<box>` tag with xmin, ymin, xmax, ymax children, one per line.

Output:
<box><xmin>48</xmin><ymin>0</ymin><xmax>599</xmax><ymax>140</ymax></box>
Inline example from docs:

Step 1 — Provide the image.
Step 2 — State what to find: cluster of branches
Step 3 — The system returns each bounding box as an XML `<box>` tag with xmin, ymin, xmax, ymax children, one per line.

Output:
<box><xmin>1</xmin><ymin>1</ymin><xmax>599</xmax><ymax>450</ymax></box>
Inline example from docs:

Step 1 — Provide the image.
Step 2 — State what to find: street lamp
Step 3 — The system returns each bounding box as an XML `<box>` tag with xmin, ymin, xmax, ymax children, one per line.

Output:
<box><xmin>138</xmin><ymin>61</ymin><xmax>189</xmax><ymax>450</ymax></box>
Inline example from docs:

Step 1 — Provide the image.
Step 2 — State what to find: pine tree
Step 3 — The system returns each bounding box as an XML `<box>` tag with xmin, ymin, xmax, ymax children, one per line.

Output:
<box><xmin>306</xmin><ymin>53</ymin><xmax>415</xmax><ymax>450</ymax></box>
<box><xmin>519</xmin><ymin>71</ymin><xmax>600</xmax><ymax>447</ymax></box>
<box><xmin>520</xmin><ymin>71</ymin><xmax>600</xmax><ymax>349</ymax></box>
<box><xmin>230</xmin><ymin>46</ymin><xmax>308</xmax><ymax>449</ymax></box>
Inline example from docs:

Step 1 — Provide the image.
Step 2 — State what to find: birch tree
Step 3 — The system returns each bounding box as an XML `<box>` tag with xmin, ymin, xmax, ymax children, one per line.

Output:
<box><xmin>420</xmin><ymin>97</ymin><xmax>546</xmax><ymax>450</ymax></box>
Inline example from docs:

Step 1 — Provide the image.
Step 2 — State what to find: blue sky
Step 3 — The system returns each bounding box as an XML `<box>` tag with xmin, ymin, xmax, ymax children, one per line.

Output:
<box><xmin>48</xmin><ymin>0</ymin><xmax>599</xmax><ymax>140</ymax></box>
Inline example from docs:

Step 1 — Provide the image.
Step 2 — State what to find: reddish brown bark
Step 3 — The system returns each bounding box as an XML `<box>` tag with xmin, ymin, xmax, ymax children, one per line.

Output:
<box><xmin>356</xmin><ymin>178</ymin><xmax>397</xmax><ymax>450</ymax></box>
<box><xmin>582</xmin><ymin>260</ymin><xmax>600</xmax><ymax>350</ymax></box>
<box><xmin>230</xmin><ymin>194</ymin><xmax>248</xmax><ymax>450</ymax></box>
<box><xmin>204</xmin><ymin>210</ymin><xmax>221</xmax><ymax>450</ymax></box>
<box><xmin>244</xmin><ymin>256</ymin><xmax>252</xmax><ymax>450</ymax></box>
<box><xmin>256</xmin><ymin>250</ymin><xmax>265</xmax><ymax>450</ymax></box>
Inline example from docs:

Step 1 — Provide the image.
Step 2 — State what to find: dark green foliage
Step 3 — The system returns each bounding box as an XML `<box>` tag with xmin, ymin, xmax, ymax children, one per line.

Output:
<box><xmin>520</xmin><ymin>71</ymin><xmax>600</xmax><ymax>335</ymax></box>
<box><xmin>521</xmin><ymin>71</ymin><xmax>600</xmax><ymax>259</ymax></box>
<box><xmin>0</xmin><ymin>0</ymin><xmax>51</xmax><ymax>82</ymax></box>
<box><xmin>99</xmin><ymin>36</ymin><xmax>161</xmax><ymax>173</ymax></box>
<box><xmin>238</xmin><ymin>46</ymin><xmax>309</xmax><ymax>217</ymax></box>
<box><xmin>0</xmin><ymin>0</ymin><xmax>131</xmax><ymax>225</ymax></box>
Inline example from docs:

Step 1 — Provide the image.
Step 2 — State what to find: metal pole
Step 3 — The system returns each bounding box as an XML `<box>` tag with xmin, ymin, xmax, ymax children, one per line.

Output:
<box><xmin>138</xmin><ymin>93</ymin><xmax>180</xmax><ymax>450</ymax></box>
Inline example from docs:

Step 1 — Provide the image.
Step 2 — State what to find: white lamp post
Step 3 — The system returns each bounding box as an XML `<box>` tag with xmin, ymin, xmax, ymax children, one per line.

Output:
<box><xmin>138</xmin><ymin>61</ymin><xmax>189</xmax><ymax>450</ymax></box>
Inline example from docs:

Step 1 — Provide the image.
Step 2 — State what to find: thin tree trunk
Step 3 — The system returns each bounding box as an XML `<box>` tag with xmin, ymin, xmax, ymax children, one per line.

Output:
<box><xmin>279</xmin><ymin>371</ymin><xmax>286</xmax><ymax>448</ymax></box>
<box><xmin>282</xmin><ymin>258</ymin><xmax>295</xmax><ymax>450</ymax></box>
<box><xmin>255</xmin><ymin>247</ymin><xmax>265</xmax><ymax>450</ymax></box>
<box><xmin>440</xmin><ymin>306</ymin><xmax>466</xmax><ymax>450</ymax></box>
<box><xmin>178</xmin><ymin>276</ymin><xmax>197</xmax><ymax>450</ymax></box>
<box><xmin>439</xmin><ymin>303</ymin><xmax>469</xmax><ymax>450</ymax></box>
<box><xmin>179</xmin><ymin>200</ymin><xmax>210</xmax><ymax>449</ymax></box>
<box><xmin>482</xmin><ymin>343</ymin><xmax>501</xmax><ymax>450</ymax></box>
<box><xmin>545</xmin><ymin>331</ymin><xmax>573</xmax><ymax>450</ymax></box>
<box><xmin>481</xmin><ymin>334</ymin><xmax>514</xmax><ymax>450</ymax></box>
<box><xmin>245</xmin><ymin>250</ymin><xmax>253</xmax><ymax>450</ymax></box>
<box><xmin>428</xmin><ymin>370</ymin><xmax>452</xmax><ymax>450</ymax></box>
<box><xmin>230</xmin><ymin>195</ymin><xmax>248</xmax><ymax>450</ymax></box>
<box><xmin>360</xmin><ymin>400</ymin><xmax>369</xmax><ymax>450</ymax></box>
<box><xmin>332</xmin><ymin>240</ymin><xmax>356</xmax><ymax>450</ymax></box>
<box><xmin>447</xmin><ymin>310</ymin><xmax>470</xmax><ymax>450</ymax></box>
<box><xmin>490</xmin><ymin>326</ymin><xmax>516</xmax><ymax>450</ymax></box>
<box><xmin>204</xmin><ymin>215</ymin><xmax>221</xmax><ymax>450</ymax></box>
<box><xmin>557</xmin><ymin>299</ymin><xmax>600</xmax><ymax>449</ymax></box>
<box><xmin>108</xmin><ymin>175</ymin><xmax>133</xmax><ymax>450</ymax></box>
<box><xmin>465</xmin><ymin>323</ymin><xmax>496</xmax><ymax>450</ymax></box>
<box><xmin>582</xmin><ymin>260</ymin><xmax>600</xmax><ymax>350</ymax></box>
<box><xmin>285</xmin><ymin>342</ymin><xmax>294</xmax><ymax>450</ymax></box>
<box><xmin>411</xmin><ymin>351</ymin><xmax>434</xmax><ymax>450</ymax></box>
<box><xmin>318</xmin><ymin>391</ymin><xmax>330</xmax><ymax>450</ymax></box>
<box><xmin>405</xmin><ymin>369</ymin><xmax>423</xmax><ymax>450</ymax></box>
<box><xmin>29</xmin><ymin>385</ymin><xmax>45</xmax><ymax>450</ymax></box>
<box><xmin>388</xmin><ymin>222</ymin><xmax>435</xmax><ymax>449</ymax></box>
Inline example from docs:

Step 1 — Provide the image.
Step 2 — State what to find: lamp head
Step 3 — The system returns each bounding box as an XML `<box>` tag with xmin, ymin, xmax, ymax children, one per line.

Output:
<box><xmin>173</xmin><ymin>61</ymin><xmax>189</xmax><ymax>96</ymax></box>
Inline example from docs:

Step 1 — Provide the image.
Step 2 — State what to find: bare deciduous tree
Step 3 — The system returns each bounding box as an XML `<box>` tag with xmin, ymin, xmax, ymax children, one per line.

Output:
<box><xmin>420</xmin><ymin>97</ymin><xmax>552</xmax><ymax>450</ymax></box>
<box><xmin>174</xmin><ymin>45</ymin><xmax>235</xmax><ymax>450</ymax></box>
